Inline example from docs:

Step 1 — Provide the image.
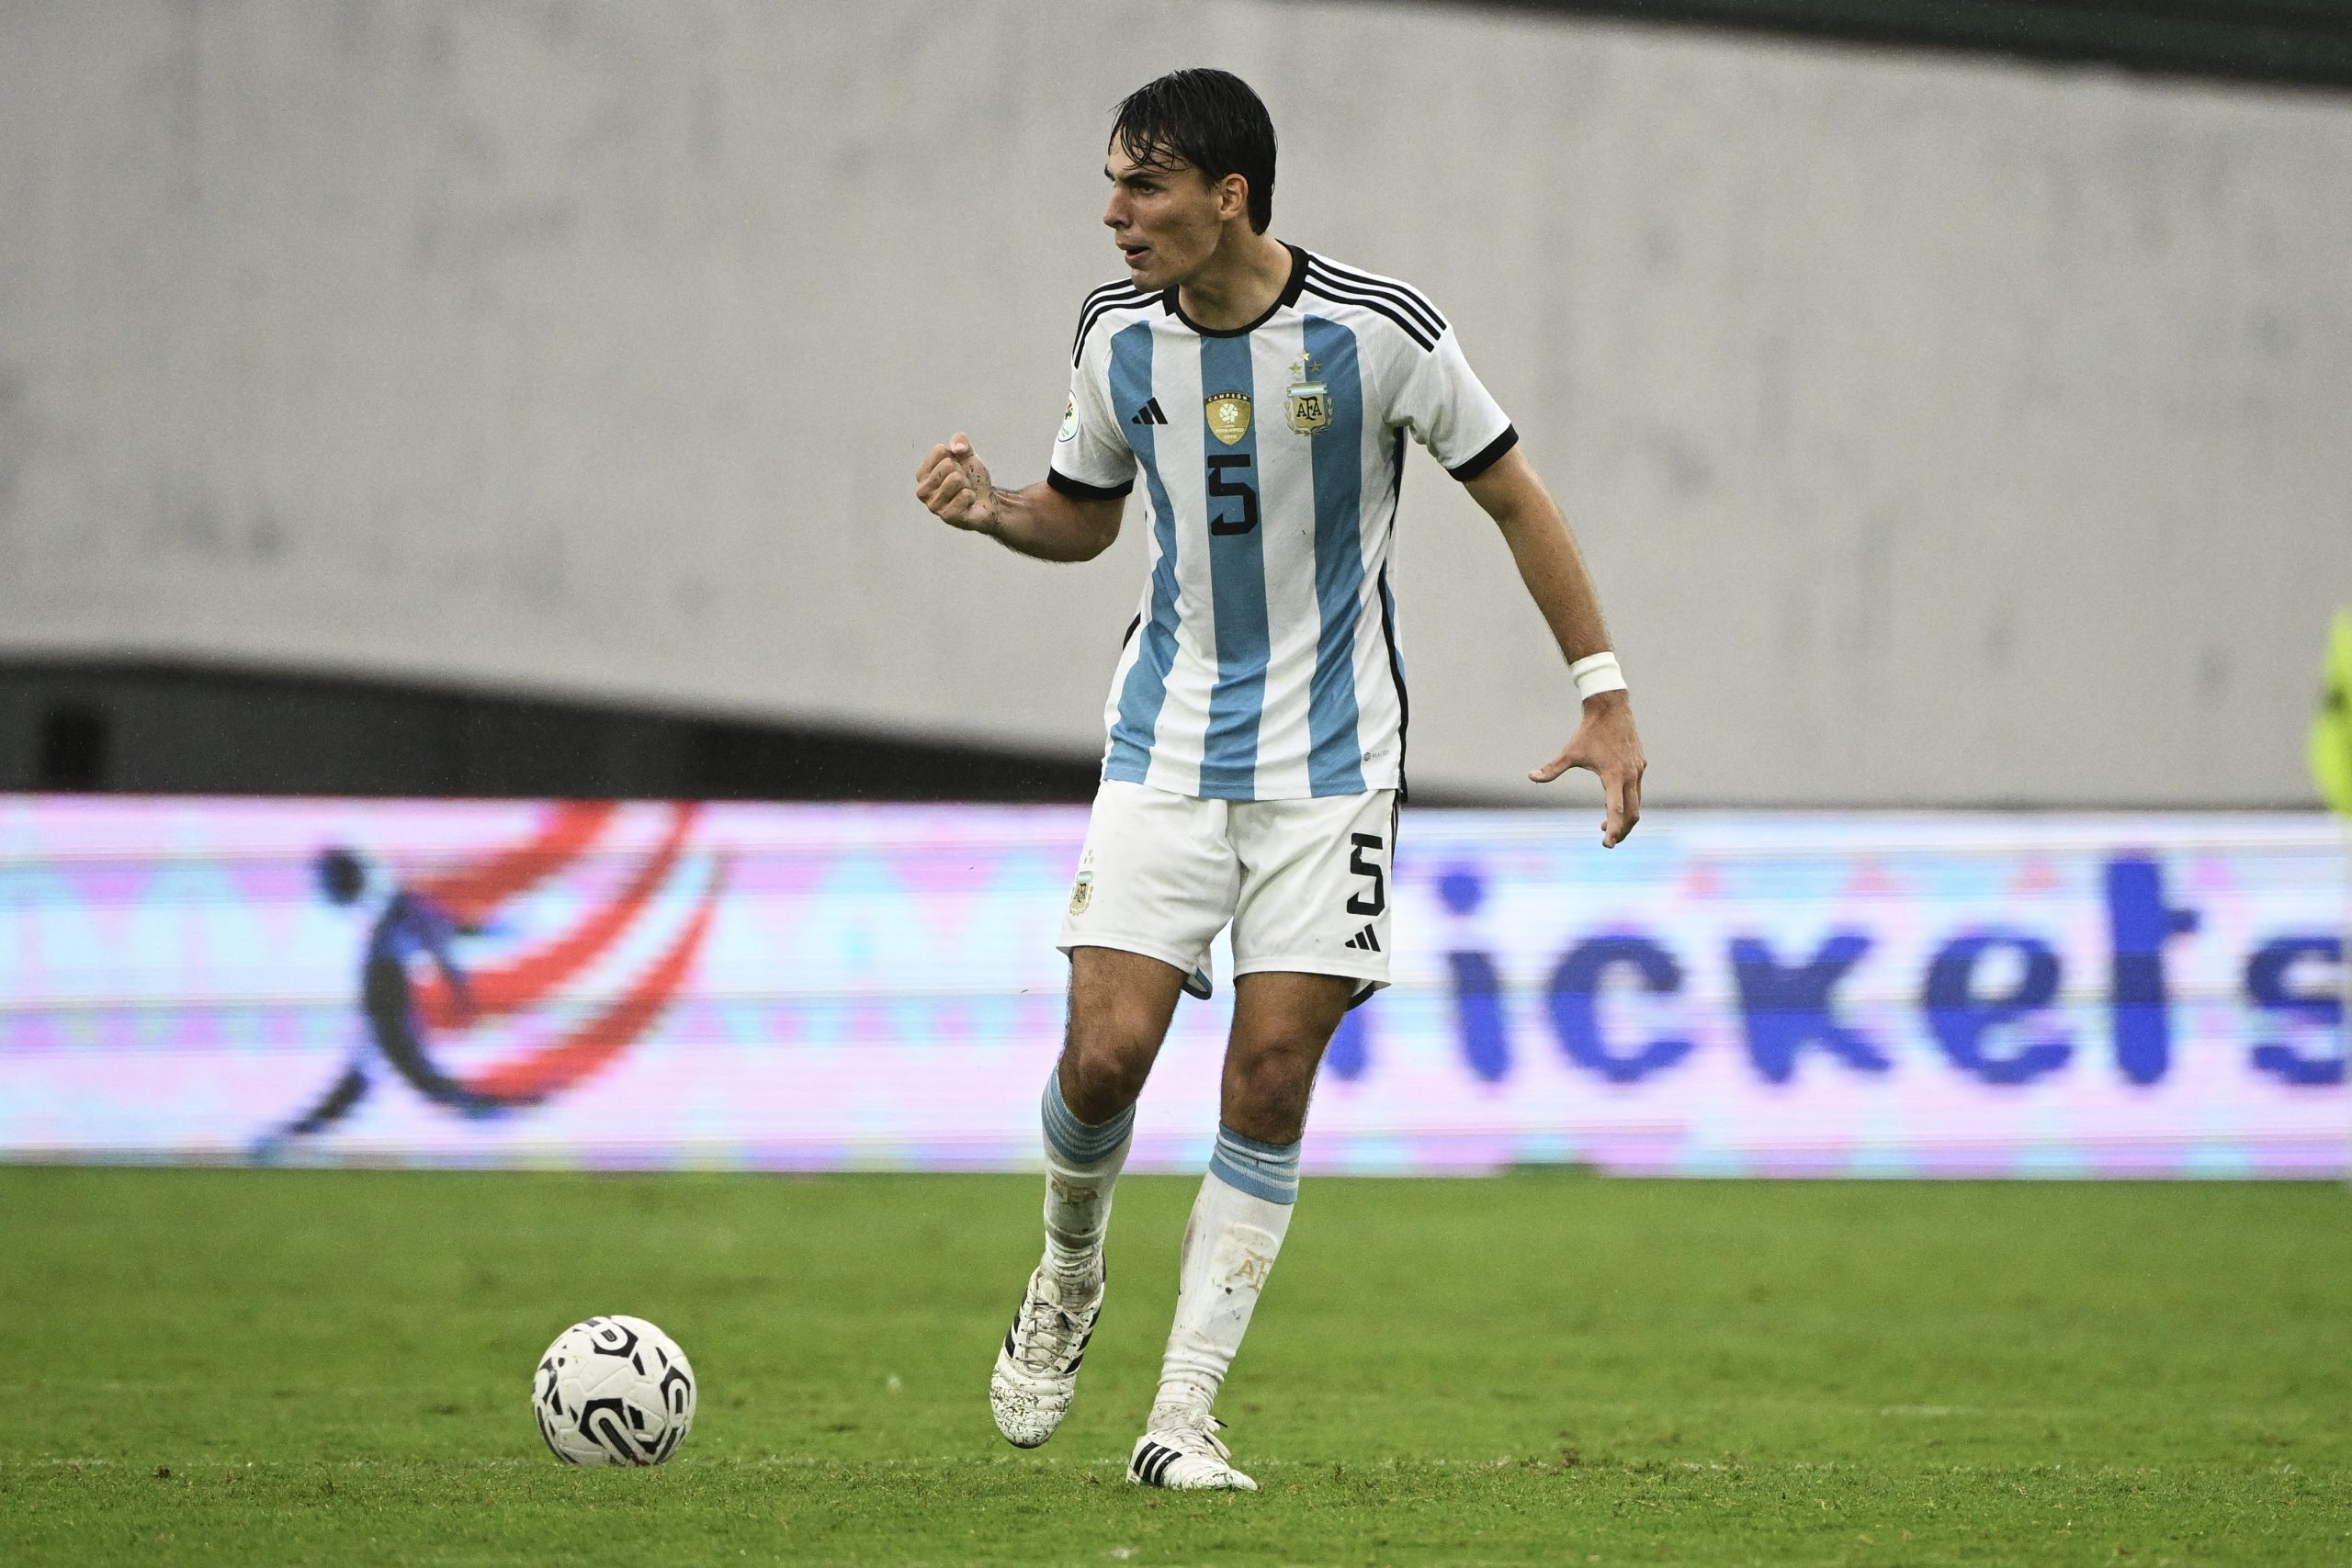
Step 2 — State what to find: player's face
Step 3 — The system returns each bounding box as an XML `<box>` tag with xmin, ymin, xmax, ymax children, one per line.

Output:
<box><xmin>1102</xmin><ymin>142</ymin><xmax>1227</xmax><ymax>290</ymax></box>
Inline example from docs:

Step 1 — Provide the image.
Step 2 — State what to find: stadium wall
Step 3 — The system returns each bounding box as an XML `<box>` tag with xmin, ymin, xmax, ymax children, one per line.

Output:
<box><xmin>2</xmin><ymin>2</ymin><xmax>2348</xmax><ymax>807</ymax></box>
<box><xmin>0</xmin><ymin>795</ymin><xmax>2342</xmax><ymax>1176</ymax></box>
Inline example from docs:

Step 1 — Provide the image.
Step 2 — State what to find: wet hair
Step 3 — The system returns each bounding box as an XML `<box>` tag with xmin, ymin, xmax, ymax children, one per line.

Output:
<box><xmin>1110</xmin><ymin>68</ymin><xmax>1276</xmax><ymax>233</ymax></box>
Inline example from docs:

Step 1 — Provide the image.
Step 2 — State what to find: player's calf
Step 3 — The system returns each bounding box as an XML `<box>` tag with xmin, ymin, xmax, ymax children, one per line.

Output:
<box><xmin>991</xmin><ymin>1074</ymin><xmax>1134</xmax><ymax>1448</ymax></box>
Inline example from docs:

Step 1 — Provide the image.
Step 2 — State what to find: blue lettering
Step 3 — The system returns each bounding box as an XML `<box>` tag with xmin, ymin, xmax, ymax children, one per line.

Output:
<box><xmin>1923</xmin><ymin>932</ymin><xmax>2070</xmax><ymax>1086</ymax></box>
<box><xmin>1450</xmin><ymin>952</ymin><xmax>1511</xmax><ymax>1083</ymax></box>
<box><xmin>1325</xmin><ymin>1004</ymin><xmax>1371</xmax><ymax>1081</ymax></box>
<box><xmin>2104</xmin><ymin>855</ymin><xmax>2199</xmax><ymax>1085</ymax></box>
<box><xmin>2245</xmin><ymin>936</ymin><xmax>2344</xmax><ymax>1087</ymax></box>
<box><xmin>1731</xmin><ymin>932</ymin><xmax>1887</xmax><ymax>1083</ymax></box>
<box><xmin>1545</xmin><ymin>935</ymin><xmax>1692</xmax><ymax>1084</ymax></box>
<box><xmin>1437</xmin><ymin>865</ymin><xmax>1510</xmax><ymax>1083</ymax></box>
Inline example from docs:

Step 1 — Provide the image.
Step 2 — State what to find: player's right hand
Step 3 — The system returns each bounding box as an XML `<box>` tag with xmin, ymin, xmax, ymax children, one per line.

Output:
<box><xmin>916</xmin><ymin>433</ymin><xmax>1000</xmax><ymax>535</ymax></box>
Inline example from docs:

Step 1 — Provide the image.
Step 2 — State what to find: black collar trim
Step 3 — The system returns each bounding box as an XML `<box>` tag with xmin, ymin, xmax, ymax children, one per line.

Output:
<box><xmin>1165</xmin><ymin>243</ymin><xmax>1310</xmax><ymax>338</ymax></box>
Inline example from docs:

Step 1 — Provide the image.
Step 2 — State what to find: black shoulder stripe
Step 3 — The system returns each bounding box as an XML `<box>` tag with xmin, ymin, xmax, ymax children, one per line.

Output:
<box><xmin>1077</xmin><ymin>288</ymin><xmax>1148</xmax><ymax>326</ymax></box>
<box><xmin>1082</xmin><ymin>277</ymin><xmax>1145</xmax><ymax>307</ymax></box>
<box><xmin>1311</xmin><ymin>260</ymin><xmax>1446</xmax><ymax>333</ymax></box>
<box><xmin>1075</xmin><ymin>281</ymin><xmax>1150</xmax><ymax>318</ymax></box>
<box><xmin>1072</xmin><ymin>292</ymin><xmax>1151</xmax><ymax>362</ymax></box>
<box><xmin>1300</xmin><ymin>279</ymin><xmax>1437</xmax><ymax>353</ymax></box>
<box><xmin>1307</xmin><ymin>261</ymin><xmax>1446</xmax><ymax>336</ymax></box>
<box><xmin>1071</xmin><ymin>288</ymin><xmax>1155</xmax><ymax>365</ymax></box>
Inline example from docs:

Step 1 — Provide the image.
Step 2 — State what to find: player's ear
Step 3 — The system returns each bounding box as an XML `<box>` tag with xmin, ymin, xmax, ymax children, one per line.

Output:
<box><xmin>1217</xmin><ymin>172</ymin><xmax>1250</xmax><ymax>225</ymax></box>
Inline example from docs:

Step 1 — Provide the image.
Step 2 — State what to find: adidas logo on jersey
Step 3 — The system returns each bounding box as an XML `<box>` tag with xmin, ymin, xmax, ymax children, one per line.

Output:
<box><xmin>1129</xmin><ymin>398</ymin><xmax>1169</xmax><ymax>426</ymax></box>
<box><xmin>1343</xmin><ymin>925</ymin><xmax>1381</xmax><ymax>953</ymax></box>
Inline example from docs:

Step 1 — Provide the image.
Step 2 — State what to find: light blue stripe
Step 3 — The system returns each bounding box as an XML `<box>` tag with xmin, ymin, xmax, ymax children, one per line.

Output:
<box><xmin>1105</xmin><ymin>322</ymin><xmax>1179</xmax><ymax>783</ymax></box>
<box><xmin>1217</xmin><ymin>1123</ymin><xmax>1299</xmax><ymax>1160</ymax></box>
<box><xmin>1197</xmin><ymin>334</ymin><xmax>1268</xmax><ymax>799</ymax></box>
<box><xmin>1302</xmin><ymin>315</ymin><xmax>1367</xmax><ymax>796</ymax></box>
<box><xmin>1042</xmin><ymin>1074</ymin><xmax>1134</xmax><ymax>1165</ymax></box>
<box><xmin>1206</xmin><ymin>1122</ymin><xmax>1300</xmax><ymax>1206</ymax></box>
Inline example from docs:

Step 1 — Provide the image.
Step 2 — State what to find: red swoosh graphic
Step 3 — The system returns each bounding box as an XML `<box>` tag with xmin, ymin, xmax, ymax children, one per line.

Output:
<box><xmin>413</xmin><ymin>801</ymin><xmax>619</xmax><ymax>928</ymax></box>
<box><xmin>458</xmin><ymin>858</ymin><xmax>726</xmax><ymax>1104</ymax></box>
<box><xmin>416</xmin><ymin>804</ymin><xmax>697</xmax><ymax>1030</ymax></box>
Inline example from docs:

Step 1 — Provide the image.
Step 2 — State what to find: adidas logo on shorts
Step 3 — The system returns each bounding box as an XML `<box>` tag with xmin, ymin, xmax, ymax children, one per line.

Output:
<box><xmin>1342</xmin><ymin>924</ymin><xmax>1380</xmax><ymax>953</ymax></box>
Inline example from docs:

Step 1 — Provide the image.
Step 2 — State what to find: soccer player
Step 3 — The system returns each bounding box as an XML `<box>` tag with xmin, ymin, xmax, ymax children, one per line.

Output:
<box><xmin>915</xmin><ymin>68</ymin><xmax>1645</xmax><ymax>1491</ymax></box>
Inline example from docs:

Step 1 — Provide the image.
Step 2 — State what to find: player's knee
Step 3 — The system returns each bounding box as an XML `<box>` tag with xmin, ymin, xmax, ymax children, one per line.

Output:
<box><xmin>1225</xmin><ymin>1042</ymin><xmax>1320</xmax><ymax>1133</ymax></box>
<box><xmin>1057</xmin><ymin>1036</ymin><xmax>1153</xmax><ymax>1122</ymax></box>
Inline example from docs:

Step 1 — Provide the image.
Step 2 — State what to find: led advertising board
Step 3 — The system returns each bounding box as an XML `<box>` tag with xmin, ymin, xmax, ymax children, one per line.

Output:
<box><xmin>0</xmin><ymin>798</ymin><xmax>2341</xmax><ymax>1176</ymax></box>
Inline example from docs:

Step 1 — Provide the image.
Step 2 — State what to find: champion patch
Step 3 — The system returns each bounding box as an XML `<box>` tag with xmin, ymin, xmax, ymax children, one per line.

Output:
<box><xmin>1204</xmin><ymin>392</ymin><xmax>1252</xmax><ymax>446</ymax></box>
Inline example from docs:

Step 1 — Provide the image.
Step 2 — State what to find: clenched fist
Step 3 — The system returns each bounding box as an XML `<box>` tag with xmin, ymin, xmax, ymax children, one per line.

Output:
<box><xmin>915</xmin><ymin>434</ymin><xmax>1000</xmax><ymax>535</ymax></box>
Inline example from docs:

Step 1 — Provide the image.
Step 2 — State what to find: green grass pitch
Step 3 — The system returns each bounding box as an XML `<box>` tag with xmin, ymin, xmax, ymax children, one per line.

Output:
<box><xmin>2</xmin><ymin>1167</ymin><xmax>2346</xmax><ymax>1566</ymax></box>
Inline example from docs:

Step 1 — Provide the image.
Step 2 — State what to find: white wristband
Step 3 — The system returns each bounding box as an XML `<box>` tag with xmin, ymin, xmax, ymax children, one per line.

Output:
<box><xmin>1569</xmin><ymin>651</ymin><xmax>1627</xmax><ymax>702</ymax></box>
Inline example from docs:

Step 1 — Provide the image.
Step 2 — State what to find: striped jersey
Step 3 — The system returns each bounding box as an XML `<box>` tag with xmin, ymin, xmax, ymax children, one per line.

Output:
<box><xmin>1046</xmin><ymin>244</ymin><xmax>1516</xmax><ymax>801</ymax></box>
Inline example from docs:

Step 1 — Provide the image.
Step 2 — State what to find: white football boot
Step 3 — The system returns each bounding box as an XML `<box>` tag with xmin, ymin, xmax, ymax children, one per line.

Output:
<box><xmin>1127</xmin><ymin>1411</ymin><xmax>1258</xmax><ymax>1492</ymax></box>
<box><xmin>989</xmin><ymin>1261</ymin><xmax>1103</xmax><ymax>1448</ymax></box>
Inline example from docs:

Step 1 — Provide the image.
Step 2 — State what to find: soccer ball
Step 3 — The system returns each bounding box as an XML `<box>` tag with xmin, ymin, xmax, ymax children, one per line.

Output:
<box><xmin>532</xmin><ymin>1315</ymin><xmax>696</xmax><ymax>1466</ymax></box>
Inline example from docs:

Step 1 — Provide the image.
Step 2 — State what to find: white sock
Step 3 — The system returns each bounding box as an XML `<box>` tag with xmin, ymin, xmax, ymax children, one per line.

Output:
<box><xmin>1152</xmin><ymin>1124</ymin><xmax>1299</xmax><ymax>1425</ymax></box>
<box><xmin>1039</xmin><ymin>1071</ymin><xmax>1133</xmax><ymax>1299</ymax></box>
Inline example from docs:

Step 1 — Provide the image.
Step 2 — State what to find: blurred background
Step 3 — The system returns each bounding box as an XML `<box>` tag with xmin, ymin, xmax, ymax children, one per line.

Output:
<box><xmin>4</xmin><ymin>0</ymin><xmax>2347</xmax><ymax>806</ymax></box>
<box><xmin>6</xmin><ymin>15</ymin><xmax>2351</xmax><ymax>1557</ymax></box>
<box><xmin>0</xmin><ymin>1</ymin><xmax>2345</xmax><ymax>1178</ymax></box>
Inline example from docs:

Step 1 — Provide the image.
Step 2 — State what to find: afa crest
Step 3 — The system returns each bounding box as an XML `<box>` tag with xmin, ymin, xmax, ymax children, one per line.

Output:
<box><xmin>1285</xmin><ymin>355</ymin><xmax>1332</xmax><ymax>436</ymax></box>
<box><xmin>1204</xmin><ymin>392</ymin><xmax>1252</xmax><ymax>446</ymax></box>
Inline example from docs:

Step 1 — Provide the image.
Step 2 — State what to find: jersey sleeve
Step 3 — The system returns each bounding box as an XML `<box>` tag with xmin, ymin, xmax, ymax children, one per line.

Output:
<box><xmin>1046</xmin><ymin>327</ymin><xmax>1136</xmax><ymax>501</ymax></box>
<box><xmin>1394</xmin><ymin>325</ymin><xmax>1518</xmax><ymax>482</ymax></box>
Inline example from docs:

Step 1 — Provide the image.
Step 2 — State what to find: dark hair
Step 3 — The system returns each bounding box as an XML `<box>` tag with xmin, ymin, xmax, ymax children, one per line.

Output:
<box><xmin>1110</xmin><ymin>69</ymin><xmax>1276</xmax><ymax>233</ymax></box>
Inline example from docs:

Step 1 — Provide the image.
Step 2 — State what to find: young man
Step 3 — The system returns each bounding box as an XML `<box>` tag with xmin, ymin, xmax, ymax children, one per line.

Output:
<box><xmin>915</xmin><ymin>68</ymin><xmax>1645</xmax><ymax>1491</ymax></box>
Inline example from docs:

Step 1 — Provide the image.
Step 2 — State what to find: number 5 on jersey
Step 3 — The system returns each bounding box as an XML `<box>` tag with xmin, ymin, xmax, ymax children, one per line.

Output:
<box><xmin>1205</xmin><ymin>454</ymin><xmax>1259</xmax><ymax>536</ymax></box>
<box><xmin>1345</xmin><ymin>832</ymin><xmax>1386</xmax><ymax>916</ymax></box>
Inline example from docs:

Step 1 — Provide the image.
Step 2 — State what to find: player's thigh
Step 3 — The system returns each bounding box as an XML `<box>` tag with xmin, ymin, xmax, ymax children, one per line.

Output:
<box><xmin>1057</xmin><ymin>779</ymin><xmax>1240</xmax><ymax>996</ymax></box>
<box><xmin>1226</xmin><ymin>969</ymin><xmax>1356</xmax><ymax>1070</ymax></box>
<box><xmin>1063</xmin><ymin>944</ymin><xmax>1189</xmax><ymax>1095</ymax></box>
<box><xmin>1226</xmin><ymin>790</ymin><xmax>1396</xmax><ymax>998</ymax></box>
<box><xmin>1220</xmin><ymin>971</ymin><xmax>1356</xmax><ymax>1142</ymax></box>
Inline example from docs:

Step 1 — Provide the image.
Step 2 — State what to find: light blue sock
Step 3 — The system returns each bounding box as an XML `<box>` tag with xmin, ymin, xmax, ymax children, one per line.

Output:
<box><xmin>1039</xmin><ymin>1073</ymin><xmax>1134</xmax><ymax>1292</ymax></box>
<box><xmin>1041</xmin><ymin>1071</ymin><xmax>1135</xmax><ymax>1167</ymax></box>
<box><xmin>1156</xmin><ymin>1123</ymin><xmax>1302</xmax><ymax>1419</ymax></box>
<box><xmin>1205</xmin><ymin>1122</ymin><xmax>1300</xmax><ymax>1206</ymax></box>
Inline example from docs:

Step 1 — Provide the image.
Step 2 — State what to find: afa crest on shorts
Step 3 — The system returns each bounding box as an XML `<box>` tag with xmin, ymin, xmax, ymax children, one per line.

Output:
<box><xmin>1286</xmin><ymin>355</ymin><xmax>1331</xmax><ymax>436</ymax></box>
<box><xmin>1204</xmin><ymin>392</ymin><xmax>1252</xmax><ymax>446</ymax></box>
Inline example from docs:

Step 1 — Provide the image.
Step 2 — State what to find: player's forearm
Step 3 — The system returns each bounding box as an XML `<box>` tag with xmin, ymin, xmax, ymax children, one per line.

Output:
<box><xmin>1491</xmin><ymin>491</ymin><xmax>1614</xmax><ymax>671</ymax></box>
<box><xmin>984</xmin><ymin>483</ymin><xmax>1123</xmax><ymax>563</ymax></box>
<box><xmin>1465</xmin><ymin>449</ymin><xmax>1616</xmax><ymax>670</ymax></box>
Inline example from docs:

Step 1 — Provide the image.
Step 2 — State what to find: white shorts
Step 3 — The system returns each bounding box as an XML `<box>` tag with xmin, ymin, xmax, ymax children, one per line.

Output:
<box><xmin>1057</xmin><ymin>779</ymin><xmax>1398</xmax><ymax>999</ymax></box>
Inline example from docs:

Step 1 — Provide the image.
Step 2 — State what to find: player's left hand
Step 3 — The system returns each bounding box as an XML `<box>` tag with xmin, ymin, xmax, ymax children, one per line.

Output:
<box><xmin>1530</xmin><ymin>691</ymin><xmax>1645</xmax><ymax>847</ymax></box>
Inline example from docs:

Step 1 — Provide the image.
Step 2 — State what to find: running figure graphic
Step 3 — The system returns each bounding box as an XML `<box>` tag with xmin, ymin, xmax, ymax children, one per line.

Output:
<box><xmin>256</xmin><ymin>846</ymin><xmax>503</xmax><ymax>1155</ymax></box>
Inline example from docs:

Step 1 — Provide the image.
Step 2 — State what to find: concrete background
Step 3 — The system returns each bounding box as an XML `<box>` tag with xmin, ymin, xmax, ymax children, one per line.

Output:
<box><xmin>3</xmin><ymin>0</ymin><xmax>2347</xmax><ymax>804</ymax></box>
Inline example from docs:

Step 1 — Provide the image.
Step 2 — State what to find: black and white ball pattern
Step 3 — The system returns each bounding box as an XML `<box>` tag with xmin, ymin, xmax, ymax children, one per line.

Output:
<box><xmin>533</xmin><ymin>1315</ymin><xmax>695</xmax><ymax>1466</ymax></box>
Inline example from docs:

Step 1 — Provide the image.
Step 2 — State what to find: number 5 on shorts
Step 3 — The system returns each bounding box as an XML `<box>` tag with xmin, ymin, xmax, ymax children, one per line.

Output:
<box><xmin>1345</xmin><ymin>832</ymin><xmax>1386</xmax><ymax>916</ymax></box>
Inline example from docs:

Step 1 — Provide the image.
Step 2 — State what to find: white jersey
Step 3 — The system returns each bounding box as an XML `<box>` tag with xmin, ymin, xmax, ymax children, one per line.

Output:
<box><xmin>1047</xmin><ymin>244</ymin><xmax>1514</xmax><ymax>801</ymax></box>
